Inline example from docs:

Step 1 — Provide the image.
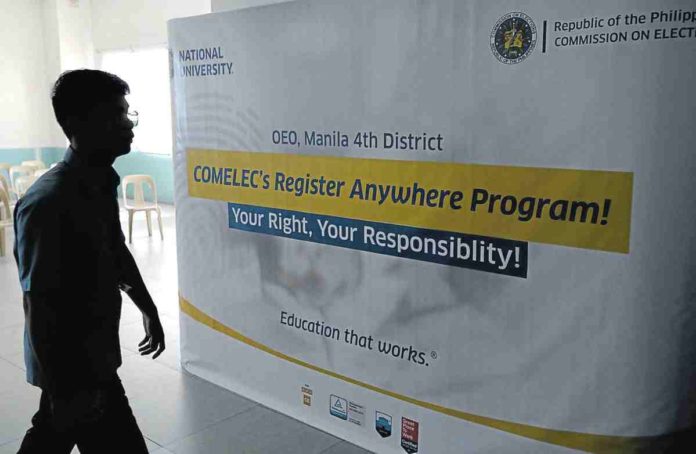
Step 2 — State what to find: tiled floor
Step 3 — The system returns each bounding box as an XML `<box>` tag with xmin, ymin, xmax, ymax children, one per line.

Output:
<box><xmin>0</xmin><ymin>204</ymin><xmax>371</xmax><ymax>454</ymax></box>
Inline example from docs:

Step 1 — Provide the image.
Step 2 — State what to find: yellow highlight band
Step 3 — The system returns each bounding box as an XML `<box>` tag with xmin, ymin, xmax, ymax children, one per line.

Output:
<box><xmin>187</xmin><ymin>149</ymin><xmax>633</xmax><ymax>253</ymax></box>
<box><xmin>180</xmin><ymin>295</ymin><xmax>689</xmax><ymax>453</ymax></box>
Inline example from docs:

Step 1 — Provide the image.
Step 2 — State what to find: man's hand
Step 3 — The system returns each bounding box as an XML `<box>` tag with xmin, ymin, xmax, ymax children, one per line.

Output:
<box><xmin>139</xmin><ymin>313</ymin><xmax>165</xmax><ymax>359</ymax></box>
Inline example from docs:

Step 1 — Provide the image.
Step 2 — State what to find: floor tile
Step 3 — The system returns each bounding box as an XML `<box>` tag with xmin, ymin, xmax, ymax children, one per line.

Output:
<box><xmin>0</xmin><ymin>267</ymin><xmax>19</xmax><ymax>296</ymax></box>
<box><xmin>163</xmin><ymin>406</ymin><xmax>340</xmax><ymax>454</ymax></box>
<box><xmin>0</xmin><ymin>301</ymin><xmax>23</xmax><ymax>329</ymax></box>
<box><xmin>0</xmin><ymin>351</ymin><xmax>25</xmax><ymax>371</ymax></box>
<box><xmin>118</xmin><ymin>354</ymin><xmax>257</xmax><ymax>446</ymax></box>
<box><xmin>320</xmin><ymin>441</ymin><xmax>374</xmax><ymax>454</ymax></box>
<box><xmin>0</xmin><ymin>434</ymin><xmax>162</xmax><ymax>453</ymax></box>
<box><xmin>0</xmin><ymin>361</ymin><xmax>39</xmax><ymax>448</ymax></box>
<box><xmin>0</xmin><ymin>438</ymin><xmax>22</xmax><ymax>454</ymax></box>
<box><xmin>0</xmin><ymin>250</ymin><xmax>21</xmax><ymax>319</ymax></box>
<box><xmin>121</xmin><ymin>347</ymin><xmax>138</xmax><ymax>358</ymax></box>
<box><xmin>0</xmin><ymin>383</ymin><xmax>40</xmax><ymax>445</ymax></box>
<box><xmin>0</xmin><ymin>358</ymin><xmax>27</xmax><ymax>397</ymax></box>
<box><xmin>0</xmin><ymin>276</ymin><xmax>20</xmax><ymax>297</ymax></box>
<box><xmin>150</xmin><ymin>447</ymin><xmax>176</xmax><ymax>454</ymax></box>
<box><xmin>0</xmin><ymin>323</ymin><xmax>24</xmax><ymax>358</ymax></box>
<box><xmin>145</xmin><ymin>437</ymin><xmax>165</xmax><ymax>452</ymax></box>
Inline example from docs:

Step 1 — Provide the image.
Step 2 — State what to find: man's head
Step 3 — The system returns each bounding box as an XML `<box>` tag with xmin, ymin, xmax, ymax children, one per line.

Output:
<box><xmin>51</xmin><ymin>69</ymin><xmax>135</xmax><ymax>166</ymax></box>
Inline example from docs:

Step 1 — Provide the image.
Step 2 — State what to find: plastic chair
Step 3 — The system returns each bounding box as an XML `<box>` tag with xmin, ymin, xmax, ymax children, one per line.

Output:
<box><xmin>0</xmin><ymin>163</ymin><xmax>12</xmax><ymax>193</ymax></box>
<box><xmin>22</xmin><ymin>160</ymin><xmax>46</xmax><ymax>171</ymax></box>
<box><xmin>0</xmin><ymin>173</ymin><xmax>14</xmax><ymax>212</ymax></box>
<box><xmin>10</xmin><ymin>166</ymin><xmax>33</xmax><ymax>195</ymax></box>
<box><xmin>122</xmin><ymin>175</ymin><xmax>163</xmax><ymax>243</ymax></box>
<box><xmin>0</xmin><ymin>173</ymin><xmax>11</xmax><ymax>202</ymax></box>
<box><xmin>0</xmin><ymin>162</ymin><xmax>11</xmax><ymax>178</ymax></box>
<box><xmin>15</xmin><ymin>174</ymin><xmax>37</xmax><ymax>198</ymax></box>
<box><xmin>0</xmin><ymin>185</ymin><xmax>12</xmax><ymax>257</ymax></box>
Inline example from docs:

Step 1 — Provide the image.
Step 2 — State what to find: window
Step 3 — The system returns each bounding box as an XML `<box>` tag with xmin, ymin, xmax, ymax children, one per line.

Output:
<box><xmin>98</xmin><ymin>47</ymin><xmax>172</xmax><ymax>155</ymax></box>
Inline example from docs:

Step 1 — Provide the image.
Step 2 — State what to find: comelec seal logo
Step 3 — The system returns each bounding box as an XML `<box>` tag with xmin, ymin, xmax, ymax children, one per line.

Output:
<box><xmin>490</xmin><ymin>12</ymin><xmax>537</xmax><ymax>64</ymax></box>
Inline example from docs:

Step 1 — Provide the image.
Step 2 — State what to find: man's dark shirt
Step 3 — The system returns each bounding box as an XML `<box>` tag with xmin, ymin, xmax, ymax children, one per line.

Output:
<box><xmin>14</xmin><ymin>148</ymin><xmax>125</xmax><ymax>393</ymax></box>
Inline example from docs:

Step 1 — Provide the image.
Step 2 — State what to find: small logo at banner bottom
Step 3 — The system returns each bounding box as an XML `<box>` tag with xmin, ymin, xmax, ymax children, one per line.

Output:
<box><xmin>491</xmin><ymin>12</ymin><xmax>537</xmax><ymax>64</ymax></box>
<box><xmin>330</xmin><ymin>395</ymin><xmax>348</xmax><ymax>420</ymax></box>
<box><xmin>348</xmin><ymin>401</ymin><xmax>365</xmax><ymax>427</ymax></box>
<box><xmin>376</xmin><ymin>411</ymin><xmax>392</xmax><ymax>438</ymax></box>
<box><xmin>401</xmin><ymin>417</ymin><xmax>420</xmax><ymax>453</ymax></box>
<box><xmin>301</xmin><ymin>385</ymin><xmax>313</xmax><ymax>407</ymax></box>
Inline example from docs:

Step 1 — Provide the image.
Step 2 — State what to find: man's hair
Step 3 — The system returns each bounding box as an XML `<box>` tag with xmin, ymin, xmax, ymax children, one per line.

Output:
<box><xmin>51</xmin><ymin>69</ymin><xmax>130</xmax><ymax>138</ymax></box>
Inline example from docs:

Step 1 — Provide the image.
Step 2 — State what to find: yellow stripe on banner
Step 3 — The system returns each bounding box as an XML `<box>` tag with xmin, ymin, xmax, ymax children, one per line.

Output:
<box><xmin>186</xmin><ymin>149</ymin><xmax>633</xmax><ymax>253</ymax></box>
<box><xmin>180</xmin><ymin>295</ymin><xmax>689</xmax><ymax>453</ymax></box>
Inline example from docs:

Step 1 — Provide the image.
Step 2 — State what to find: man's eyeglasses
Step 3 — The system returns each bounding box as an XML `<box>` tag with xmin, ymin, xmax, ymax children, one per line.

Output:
<box><xmin>127</xmin><ymin>110</ymin><xmax>139</xmax><ymax>127</ymax></box>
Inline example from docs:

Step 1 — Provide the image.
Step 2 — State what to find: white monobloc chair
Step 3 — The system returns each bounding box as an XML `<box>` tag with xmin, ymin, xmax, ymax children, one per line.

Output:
<box><xmin>0</xmin><ymin>185</ymin><xmax>13</xmax><ymax>257</ymax></box>
<box><xmin>122</xmin><ymin>175</ymin><xmax>163</xmax><ymax>243</ymax></box>
<box><xmin>10</xmin><ymin>166</ymin><xmax>33</xmax><ymax>198</ymax></box>
<box><xmin>15</xmin><ymin>175</ymin><xmax>38</xmax><ymax>198</ymax></box>
<box><xmin>0</xmin><ymin>162</ymin><xmax>11</xmax><ymax>179</ymax></box>
<box><xmin>0</xmin><ymin>164</ymin><xmax>11</xmax><ymax>202</ymax></box>
<box><xmin>22</xmin><ymin>160</ymin><xmax>46</xmax><ymax>171</ymax></box>
<box><xmin>0</xmin><ymin>173</ymin><xmax>12</xmax><ymax>206</ymax></box>
<box><xmin>0</xmin><ymin>173</ymin><xmax>16</xmax><ymax>217</ymax></box>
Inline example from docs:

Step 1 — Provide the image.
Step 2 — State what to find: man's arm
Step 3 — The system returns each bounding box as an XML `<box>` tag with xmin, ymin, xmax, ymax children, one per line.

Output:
<box><xmin>116</xmin><ymin>241</ymin><xmax>158</xmax><ymax>317</ymax></box>
<box><xmin>14</xmin><ymin>199</ymin><xmax>75</xmax><ymax>394</ymax></box>
<box><xmin>116</xmin><ymin>241</ymin><xmax>166</xmax><ymax>359</ymax></box>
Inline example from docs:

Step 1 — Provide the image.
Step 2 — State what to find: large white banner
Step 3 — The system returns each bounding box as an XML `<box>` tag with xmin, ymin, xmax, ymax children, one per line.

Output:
<box><xmin>168</xmin><ymin>1</ymin><xmax>696</xmax><ymax>452</ymax></box>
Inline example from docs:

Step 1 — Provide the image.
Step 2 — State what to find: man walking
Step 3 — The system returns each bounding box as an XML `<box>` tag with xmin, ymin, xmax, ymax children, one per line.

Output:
<box><xmin>14</xmin><ymin>69</ymin><xmax>165</xmax><ymax>453</ymax></box>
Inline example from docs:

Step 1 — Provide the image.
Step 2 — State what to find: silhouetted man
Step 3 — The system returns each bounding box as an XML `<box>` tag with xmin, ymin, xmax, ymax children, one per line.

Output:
<box><xmin>14</xmin><ymin>69</ymin><xmax>165</xmax><ymax>453</ymax></box>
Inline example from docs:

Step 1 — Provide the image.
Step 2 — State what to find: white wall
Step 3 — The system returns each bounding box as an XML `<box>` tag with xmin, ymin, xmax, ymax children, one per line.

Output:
<box><xmin>91</xmin><ymin>0</ymin><xmax>211</xmax><ymax>51</ymax></box>
<box><xmin>41</xmin><ymin>0</ymin><xmax>62</xmax><ymax>80</ymax></box>
<box><xmin>211</xmin><ymin>0</ymin><xmax>295</xmax><ymax>13</ymax></box>
<box><xmin>0</xmin><ymin>0</ymin><xmax>214</xmax><ymax>150</ymax></box>
<box><xmin>55</xmin><ymin>0</ymin><xmax>96</xmax><ymax>70</ymax></box>
<box><xmin>0</xmin><ymin>0</ymin><xmax>56</xmax><ymax>148</ymax></box>
<box><xmin>41</xmin><ymin>0</ymin><xmax>65</xmax><ymax>146</ymax></box>
<box><xmin>40</xmin><ymin>0</ymin><xmax>97</xmax><ymax>146</ymax></box>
